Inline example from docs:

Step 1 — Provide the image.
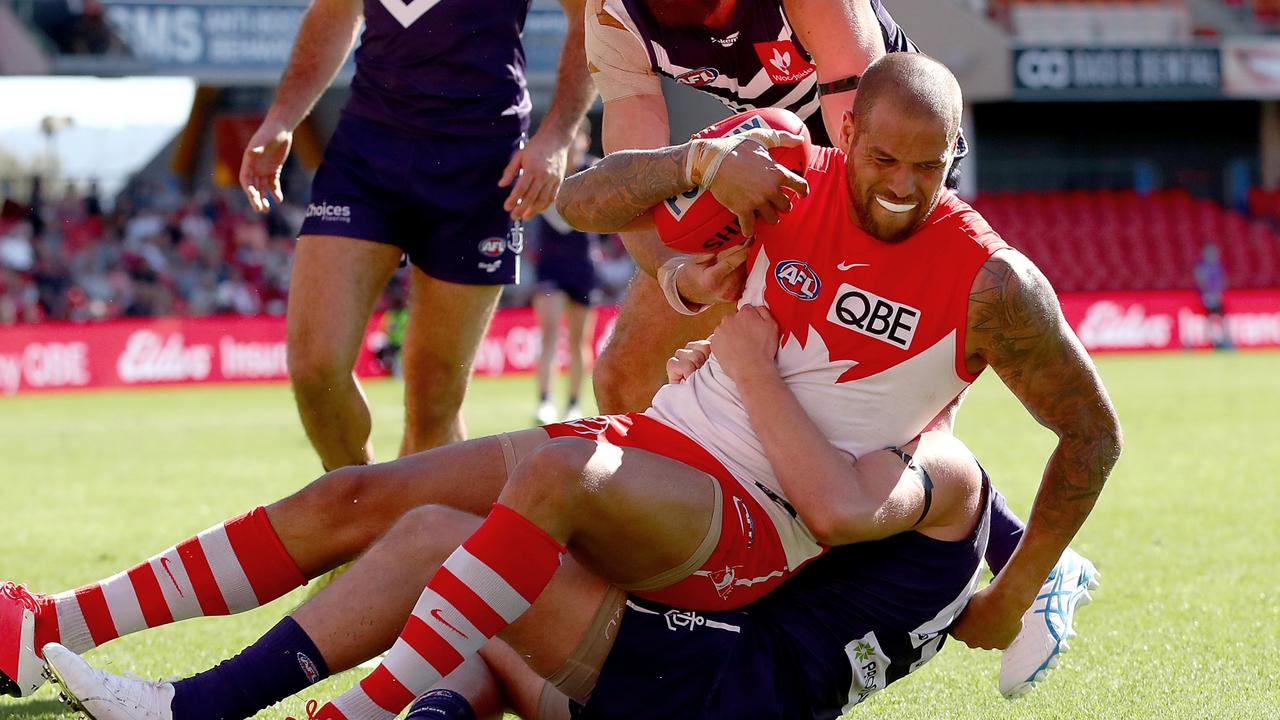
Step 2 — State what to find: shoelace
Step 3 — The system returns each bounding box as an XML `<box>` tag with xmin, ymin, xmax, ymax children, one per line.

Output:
<box><xmin>287</xmin><ymin>698</ymin><xmax>321</xmax><ymax>720</ymax></box>
<box><xmin>101</xmin><ymin>671</ymin><xmax>172</xmax><ymax>714</ymax></box>
<box><xmin>0</xmin><ymin>582</ymin><xmax>45</xmax><ymax>613</ymax></box>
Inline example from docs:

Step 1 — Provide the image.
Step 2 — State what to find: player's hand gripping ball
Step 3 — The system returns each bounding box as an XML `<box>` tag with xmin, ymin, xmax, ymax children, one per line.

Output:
<box><xmin>653</xmin><ymin>108</ymin><xmax>812</xmax><ymax>253</ymax></box>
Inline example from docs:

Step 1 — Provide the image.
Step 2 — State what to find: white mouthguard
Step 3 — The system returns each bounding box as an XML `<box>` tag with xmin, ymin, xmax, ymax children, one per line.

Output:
<box><xmin>875</xmin><ymin>196</ymin><xmax>917</xmax><ymax>213</ymax></box>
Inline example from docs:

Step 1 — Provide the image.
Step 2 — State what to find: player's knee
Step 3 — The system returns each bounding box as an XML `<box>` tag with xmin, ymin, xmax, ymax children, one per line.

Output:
<box><xmin>503</xmin><ymin>437</ymin><xmax>598</xmax><ymax>514</ymax></box>
<box><xmin>592</xmin><ymin>348</ymin><xmax>650</xmax><ymax>414</ymax></box>
<box><xmin>403</xmin><ymin>355</ymin><xmax>468</xmax><ymax>430</ymax></box>
<box><xmin>286</xmin><ymin>343</ymin><xmax>351</xmax><ymax>395</ymax></box>
<box><xmin>291</xmin><ymin>465</ymin><xmax>398</xmax><ymax>549</ymax></box>
<box><xmin>386</xmin><ymin>504</ymin><xmax>482</xmax><ymax>563</ymax></box>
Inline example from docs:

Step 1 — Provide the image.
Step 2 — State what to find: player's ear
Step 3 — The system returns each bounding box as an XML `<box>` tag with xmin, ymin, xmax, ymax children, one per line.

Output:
<box><xmin>840</xmin><ymin>110</ymin><xmax>856</xmax><ymax>154</ymax></box>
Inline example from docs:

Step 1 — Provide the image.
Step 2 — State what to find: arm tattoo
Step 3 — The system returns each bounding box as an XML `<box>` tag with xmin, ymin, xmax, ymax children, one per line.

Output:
<box><xmin>968</xmin><ymin>252</ymin><xmax>1122</xmax><ymax>543</ymax></box>
<box><xmin>556</xmin><ymin>146</ymin><xmax>694</xmax><ymax>232</ymax></box>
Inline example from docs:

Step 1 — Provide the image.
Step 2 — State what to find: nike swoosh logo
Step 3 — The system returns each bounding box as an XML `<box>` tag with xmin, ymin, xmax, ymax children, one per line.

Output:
<box><xmin>159</xmin><ymin>557</ymin><xmax>184</xmax><ymax>597</ymax></box>
<box><xmin>430</xmin><ymin>608</ymin><xmax>469</xmax><ymax>640</ymax></box>
<box><xmin>837</xmin><ymin>262</ymin><xmax>870</xmax><ymax>271</ymax></box>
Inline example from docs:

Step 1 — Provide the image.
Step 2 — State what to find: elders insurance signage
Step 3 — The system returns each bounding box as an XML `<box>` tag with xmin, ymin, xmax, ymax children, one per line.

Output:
<box><xmin>0</xmin><ymin>308</ymin><xmax>619</xmax><ymax>396</ymax></box>
<box><xmin>0</xmin><ymin>294</ymin><xmax>1276</xmax><ymax>395</ymax></box>
<box><xmin>1222</xmin><ymin>39</ymin><xmax>1280</xmax><ymax>99</ymax></box>
<box><xmin>1059</xmin><ymin>290</ymin><xmax>1280</xmax><ymax>351</ymax></box>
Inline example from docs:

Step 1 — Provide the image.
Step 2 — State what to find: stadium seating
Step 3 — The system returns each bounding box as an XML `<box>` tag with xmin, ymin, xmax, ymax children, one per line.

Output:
<box><xmin>970</xmin><ymin>189</ymin><xmax>1280</xmax><ymax>292</ymax></box>
<box><xmin>1247</xmin><ymin>187</ymin><xmax>1280</xmax><ymax>225</ymax></box>
<box><xmin>1240</xmin><ymin>0</ymin><xmax>1280</xmax><ymax>31</ymax></box>
<box><xmin>987</xmin><ymin>0</ymin><xmax>1194</xmax><ymax>45</ymax></box>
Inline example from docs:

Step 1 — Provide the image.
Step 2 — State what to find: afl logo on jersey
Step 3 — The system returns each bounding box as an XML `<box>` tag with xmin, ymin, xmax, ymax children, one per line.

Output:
<box><xmin>676</xmin><ymin>67</ymin><xmax>720</xmax><ymax>87</ymax></box>
<box><xmin>478</xmin><ymin>238</ymin><xmax>505</xmax><ymax>258</ymax></box>
<box><xmin>774</xmin><ymin>260</ymin><xmax>821</xmax><ymax>301</ymax></box>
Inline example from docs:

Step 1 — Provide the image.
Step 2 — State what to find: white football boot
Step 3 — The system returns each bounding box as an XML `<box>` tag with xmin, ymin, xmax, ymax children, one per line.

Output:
<box><xmin>44</xmin><ymin>643</ymin><xmax>175</xmax><ymax>720</ymax></box>
<box><xmin>999</xmin><ymin>547</ymin><xmax>1100</xmax><ymax>698</ymax></box>
<box><xmin>535</xmin><ymin>400</ymin><xmax>559</xmax><ymax>425</ymax></box>
<box><xmin>0</xmin><ymin>581</ymin><xmax>49</xmax><ymax>697</ymax></box>
<box><xmin>564</xmin><ymin>403</ymin><xmax>584</xmax><ymax>421</ymax></box>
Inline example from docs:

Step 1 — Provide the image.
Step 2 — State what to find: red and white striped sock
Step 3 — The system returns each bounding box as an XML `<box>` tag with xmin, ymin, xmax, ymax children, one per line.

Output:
<box><xmin>36</xmin><ymin>507</ymin><xmax>306</xmax><ymax>654</ymax></box>
<box><xmin>324</xmin><ymin>504</ymin><xmax>564</xmax><ymax>720</ymax></box>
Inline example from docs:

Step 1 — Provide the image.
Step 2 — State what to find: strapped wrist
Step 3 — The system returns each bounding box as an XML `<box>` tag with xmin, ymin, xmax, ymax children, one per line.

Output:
<box><xmin>686</xmin><ymin>133</ymin><xmax>773</xmax><ymax>188</ymax></box>
<box><xmin>657</xmin><ymin>255</ymin><xmax>709</xmax><ymax>316</ymax></box>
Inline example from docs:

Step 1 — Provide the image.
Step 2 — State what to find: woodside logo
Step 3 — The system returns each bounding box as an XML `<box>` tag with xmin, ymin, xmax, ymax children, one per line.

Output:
<box><xmin>753</xmin><ymin>41</ymin><xmax>814</xmax><ymax>84</ymax></box>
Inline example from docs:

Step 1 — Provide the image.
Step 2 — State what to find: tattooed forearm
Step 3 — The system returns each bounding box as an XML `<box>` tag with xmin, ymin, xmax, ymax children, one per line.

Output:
<box><xmin>967</xmin><ymin>250</ymin><xmax>1122</xmax><ymax>586</ymax></box>
<box><xmin>1033</xmin><ymin>424</ymin><xmax>1122</xmax><ymax>540</ymax></box>
<box><xmin>556</xmin><ymin>145</ymin><xmax>695</xmax><ymax>232</ymax></box>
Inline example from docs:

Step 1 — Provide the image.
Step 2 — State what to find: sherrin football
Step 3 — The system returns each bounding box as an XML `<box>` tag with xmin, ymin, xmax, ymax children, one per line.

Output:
<box><xmin>652</xmin><ymin>108</ymin><xmax>812</xmax><ymax>254</ymax></box>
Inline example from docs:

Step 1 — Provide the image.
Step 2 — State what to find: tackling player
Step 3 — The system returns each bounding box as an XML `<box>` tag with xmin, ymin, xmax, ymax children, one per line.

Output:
<box><xmin>291</xmin><ymin>54</ymin><xmax>1117</xmax><ymax>718</ymax></box>
<box><xmin>42</xmin><ymin>425</ymin><xmax>992</xmax><ymax>720</ymax></box>
<box><xmin>0</xmin><ymin>56</ymin><xmax>1116</xmax><ymax>710</ymax></box>
<box><xmin>240</xmin><ymin>0</ymin><xmax>595</xmax><ymax>470</ymax></box>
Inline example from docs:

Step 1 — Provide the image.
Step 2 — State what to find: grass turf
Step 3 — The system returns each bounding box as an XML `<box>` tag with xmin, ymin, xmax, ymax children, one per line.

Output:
<box><xmin>1</xmin><ymin>350</ymin><xmax>1278</xmax><ymax>719</ymax></box>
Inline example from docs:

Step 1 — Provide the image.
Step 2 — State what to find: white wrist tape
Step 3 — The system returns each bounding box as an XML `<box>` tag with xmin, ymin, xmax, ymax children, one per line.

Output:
<box><xmin>657</xmin><ymin>255</ymin><xmax>709</xmax><ymax>316</ymax></box>
<box><xmin>685</xmin><ymin>130</ymin><xmax>779</xmax><ymax>187</ymax></box>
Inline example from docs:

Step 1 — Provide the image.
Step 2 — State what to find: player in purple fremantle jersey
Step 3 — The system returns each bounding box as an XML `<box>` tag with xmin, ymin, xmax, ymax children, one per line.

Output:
<box><xmin>238</xmin><ymin>0</ymin><xmax>596</xmax><ymax>471</ymax></box>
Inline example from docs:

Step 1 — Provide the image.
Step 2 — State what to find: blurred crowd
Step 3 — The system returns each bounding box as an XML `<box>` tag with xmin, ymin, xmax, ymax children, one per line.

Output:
<box><xmin>26</xmin><ymin>0</ymin><xmax>129</xmax><ymax>57</ymax></box>
<box><xmin>0</xmin><ymin>177</ymin><xmax>635</xmax><ymax>325</ymax></box>
<box><xmin>0</xmin><ymin>178</ymin><xmax>298</xmax><ymax>324</ymax></box>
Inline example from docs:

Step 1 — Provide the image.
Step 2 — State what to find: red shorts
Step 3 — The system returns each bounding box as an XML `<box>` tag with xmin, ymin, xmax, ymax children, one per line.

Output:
<box><xmin>544</xmin><ymin>413</ymin><xmax>794</xmax><ymax>611</ymax></box>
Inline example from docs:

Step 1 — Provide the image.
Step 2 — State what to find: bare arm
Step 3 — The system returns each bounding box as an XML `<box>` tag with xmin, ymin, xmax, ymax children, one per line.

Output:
<box><xmin>585</xmin><ymin>1</ymin><xmax>764</xmax><ymax>307</ymax></box>
<box><xmin>266</xmin><ymin>0</ymin><xmax>362</xmax><ymax>133</ymax></box>
<box><xmin>557</xmin><ymin>144</ymin><xmax>693</xmax><ymax>233</ymax></box>
<box><xmin>240</xmin><ymin>0</ymin><xmax>361</xmax><ymax>210</ymax></box>
<box><xmin>498</xmin><ymin>0</ymin><xmax>598</xmax><ymax>219</ymax></box>
<box><xmin>544</xmin><ymin>0</ymin><xmax>598</xmax><ymax>145</ymax></box>
<box><xmin>559</xmin><ymin>126</ymin><xmax>807</xmax><ymax>235</ymax></box>
<box><xmin>598</xmin><ymin>95</ymin><xmax>679</xmax><ymax>271</ymax></box>
<box><xmin>584</xmin><ymin>0</ymin><xmax>675</xmax><ymax>274</ymax></box>
<box><xmin>712</xmin><ymin>306</ymin><xmax>975</xmax><ymax>545</ymax></box>
<box><xmin>954</xmin><ymin>249</ymin><xmax>1123</xmax><ymax>648</ymax></box>
<box><xmin>784</xmin><ymin>0</ymin><xmax>885</xmax><ymax>144</ymax></box>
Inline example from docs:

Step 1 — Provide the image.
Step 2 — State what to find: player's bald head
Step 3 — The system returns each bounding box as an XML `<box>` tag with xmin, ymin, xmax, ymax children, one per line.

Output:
<box><xmin>852</xmin><ymin>53</ymin><xmax>962</xmax><ymax>146</ymax></box>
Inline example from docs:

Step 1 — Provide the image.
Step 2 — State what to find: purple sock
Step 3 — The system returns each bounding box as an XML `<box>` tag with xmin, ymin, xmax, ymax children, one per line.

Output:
<box><xmin>985</xmin><ymin>488</ymin><xmax>1026</xmax><ymax>575</ymax></box>
<box><xmin>170</xmin><ymin>616</ymin><xmax>330</xmax><ymax>720</ymax></box>
<box><xmin>406</xmin><ymin>689</ymin><xmax>477</xmax><ymax>720</ymax></box>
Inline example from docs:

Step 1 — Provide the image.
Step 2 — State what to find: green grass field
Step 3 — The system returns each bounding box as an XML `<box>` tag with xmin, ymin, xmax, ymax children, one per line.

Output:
<box><xmin>2</xmin><ymin>351</ymin><xmax>1279</xmax><ymax>719</ymax></box>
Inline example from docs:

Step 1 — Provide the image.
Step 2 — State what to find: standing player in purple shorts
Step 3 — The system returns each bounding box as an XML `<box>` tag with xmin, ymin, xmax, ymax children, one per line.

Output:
<box><xmin>239</xmin><ymin>0</ymin><xmax>596</xmax><ymax>470</ymax></box>
<box><xmin>530</xmin><ymin>122</ymin><xmax>602</xmax><ymax>424</ymax></box>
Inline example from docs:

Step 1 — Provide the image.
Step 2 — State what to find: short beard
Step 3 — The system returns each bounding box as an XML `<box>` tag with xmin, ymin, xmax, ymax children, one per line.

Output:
<box><xmin>642</xmin><ymin>0</ymin><xmax>723</xmax><ymax>28</ymax></box>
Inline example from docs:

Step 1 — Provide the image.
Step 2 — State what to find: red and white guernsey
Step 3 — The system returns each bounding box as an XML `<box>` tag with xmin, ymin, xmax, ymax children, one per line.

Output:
<box><xmin>646</xmin><ymin>146</ymin><xmax>1008</xmax><ymax>568</ymax></box>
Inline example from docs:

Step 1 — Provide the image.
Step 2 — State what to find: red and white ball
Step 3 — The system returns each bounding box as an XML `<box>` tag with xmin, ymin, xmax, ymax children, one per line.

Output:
<box><xmin>652</xmin><ymin>108</ymin><xmax>811</xmax><ymax>254</ymax></box>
